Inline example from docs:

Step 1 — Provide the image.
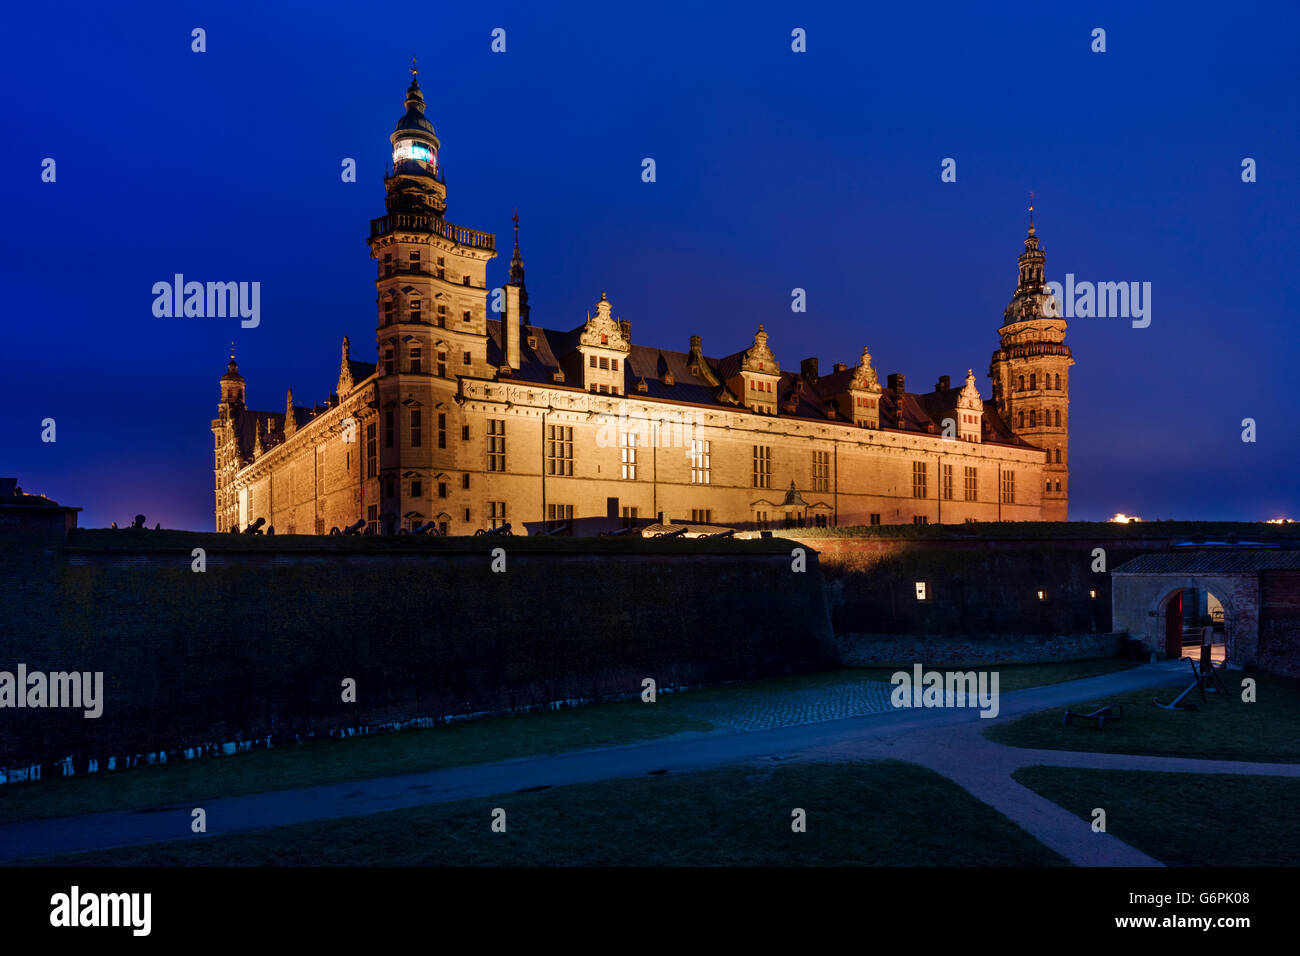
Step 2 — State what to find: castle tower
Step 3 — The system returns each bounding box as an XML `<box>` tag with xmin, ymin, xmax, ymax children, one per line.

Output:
<box><xmin>988</xmin><ymin>199</ymin><xmax>1073</xmax><ymax>520</ymax></box>
<box><xmin>212</xmin><ymin>352</ymin><xmax>246</xmax><ymax>532</ymax></box>
<box><xmin>365</xmin><ymin>63</ymin><xmax>498</xmax><ymax>533</ymax></box>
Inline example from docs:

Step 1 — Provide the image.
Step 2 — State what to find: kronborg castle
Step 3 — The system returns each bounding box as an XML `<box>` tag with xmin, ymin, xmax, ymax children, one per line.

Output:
<box><xmin>213</xmin><ymin>74</ymin><xmax>1073</xmax><ymax>536</ymax></box>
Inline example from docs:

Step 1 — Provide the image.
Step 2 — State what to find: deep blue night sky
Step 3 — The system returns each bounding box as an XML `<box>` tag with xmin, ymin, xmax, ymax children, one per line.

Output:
<box><xmin>3</xmin><ymin>1</ymin><xmax>1297</xmax><ymax>529</ymax></box>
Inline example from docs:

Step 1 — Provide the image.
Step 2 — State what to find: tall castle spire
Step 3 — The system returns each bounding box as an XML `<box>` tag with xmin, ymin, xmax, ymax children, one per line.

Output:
<box><xmin>988</xmin><ymin>200</ymin><xmax>1074</xmax><ymax>520</ymax></box>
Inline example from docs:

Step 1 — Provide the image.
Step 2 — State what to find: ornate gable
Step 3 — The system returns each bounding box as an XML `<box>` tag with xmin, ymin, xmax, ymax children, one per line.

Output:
<box><xmin>741</xmin><ymin>325</ymin><xmax>780</xmax><ymax>374</ymax></box>
<box><xmin>578</xmin><ymin>292</ymin><xmax>631</xmax><ymax>352</ymax></box>
<box><xmin>849</xmin><ymin>346</ymin><xmax>882</xmax><ymax>392</ymax></box>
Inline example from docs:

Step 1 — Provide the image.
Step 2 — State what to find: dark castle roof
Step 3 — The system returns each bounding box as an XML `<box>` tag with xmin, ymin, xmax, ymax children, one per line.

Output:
<box><xmin>484</xmin><ymin>318</ymin><xmax>1033</xmax><ymax>448</ymax></box>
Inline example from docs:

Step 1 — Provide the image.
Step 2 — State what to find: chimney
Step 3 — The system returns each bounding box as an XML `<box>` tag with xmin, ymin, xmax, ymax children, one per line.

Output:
<box><xmin>801</xmin><ymin>357</ymin><xmax>819</xmax><ymax>381</ymax></box>
<box><xmin>833</xmin><ymin>362</ymin><xmax>848</xmax><ymax>373</ymax></box>
<box><xmin>937</xmin><ymin>375</ymin><xmax>950</xmax><ymax>391</ymax></box>
<box><xmin>887</xmin><ymin>372</ymin><xmax>906</xmax><ymax>393</ymax></box>
<box><xmin>503</xmin><ymin>285</ymin><xmax>522</xmax><ymax>369</ymax></box>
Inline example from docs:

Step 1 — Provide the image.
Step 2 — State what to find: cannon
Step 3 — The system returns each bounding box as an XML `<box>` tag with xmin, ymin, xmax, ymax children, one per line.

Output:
<box><xmin>242</xmin><ymin>516</ymin><xmax>266</xmax><ymax>535</ymax></box>
<box><xmin>342</xmin><ymin>518</ymin><xmax>366</xmax><ymax>536</ymax></box>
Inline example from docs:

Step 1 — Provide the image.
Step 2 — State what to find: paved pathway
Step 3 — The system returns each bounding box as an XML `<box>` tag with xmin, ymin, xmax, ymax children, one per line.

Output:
<box><xmin>1</xmin><ymin>662</ymin><xmax>1289</xmax><ymax>866</ymax></box>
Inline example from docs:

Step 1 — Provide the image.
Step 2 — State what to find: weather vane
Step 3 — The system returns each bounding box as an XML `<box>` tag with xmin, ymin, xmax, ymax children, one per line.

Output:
<box><xmin>410</xmin><ymin>56</ymin><xmax>418</xmax><ymax>78</ymax></box>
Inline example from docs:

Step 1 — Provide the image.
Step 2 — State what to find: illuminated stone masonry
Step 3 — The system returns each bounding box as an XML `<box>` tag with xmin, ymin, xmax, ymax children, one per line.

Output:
<box><xmin>213</xmin><ymin>74</ymin><xmax>1070</xmax><ymax>536</ymax></box>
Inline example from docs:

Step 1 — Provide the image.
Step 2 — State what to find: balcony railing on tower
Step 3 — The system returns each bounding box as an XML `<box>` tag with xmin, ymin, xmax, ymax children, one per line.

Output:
<box><xmin>370</xmin><ymin>213</ymin><xmax>496</xmax><ymax>251</ymax></box>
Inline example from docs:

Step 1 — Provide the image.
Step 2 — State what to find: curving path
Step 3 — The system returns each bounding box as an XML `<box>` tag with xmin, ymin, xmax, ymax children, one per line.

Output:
<box><xmin>1</xmin><ymin>661</ymin><xmax>1290</xmax><ymax>866</ymax></box>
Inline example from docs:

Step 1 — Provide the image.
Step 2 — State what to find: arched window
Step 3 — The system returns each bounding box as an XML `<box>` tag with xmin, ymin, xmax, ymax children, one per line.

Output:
<box><xmin>1055</xmin><ymin>481</ymin><xmax>1061</xmax><ymax>492</ymax></box>
<box><xmin>1029</xmin><ymin>373</ymin><xmax>1036</xmax><ymax>390</ymax></box>
<box><xmin>1029</xmin><ymin>410</ymin><xmax>1037</xmax><ymax>427</ymax></box>
<box><xmin>1054</xmin><ymin>373</ymin><xmax>1061</xmax><ymax>390</ymax></box>
<box><xmin>1018</xmin><ymin>411</ymin><xmax>1024</xmax><ymax>428</ymax></box>
<box><xmin>1055</xmin><ymin>448</ymin><xmax>1061</xmax><ymax>463</ymax></box>
<box><xmin>1055</xmin><ymin>409</ymin><xmax>1061</xmax><ymax>427</ymax></box>
<box><xmin>1018</xmin><ymin>375</ymin><xmax>1025</xmax><ymax>391</ymax></box>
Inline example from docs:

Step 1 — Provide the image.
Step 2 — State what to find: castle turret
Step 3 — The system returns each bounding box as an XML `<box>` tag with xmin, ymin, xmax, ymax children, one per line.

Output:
<box><xmin>988</xmin><ymin>199</ymin><xmax>1073</xmax><ymax>519</ymax></box>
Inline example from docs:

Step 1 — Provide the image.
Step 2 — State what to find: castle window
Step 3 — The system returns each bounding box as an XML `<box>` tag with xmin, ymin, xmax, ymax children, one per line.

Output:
<box><xmin>941</xmin><ymin>463</ymin><xmax>953</xmax><ymax>500</ymax></box>
<box><xmin>913</xmin><ymin>515</ymin><xmax>929</xmax><ymax>525</ymax></box>
<box><xmin>600</xmin><ymin>334</ymin><xmax>608</xmax><ymax>344</ymax></box>
<box><xmin>463</xmin><ymin>351</ymin><xmax>471</xmax><ymax>366</ymax></box>
<box><xmin>462</xmin><ymin>425</ymin><xmax>469</xmax><ymax>440</ymax></box>
<box><xmin>752</xmin><ymin>445</ymin><xmax>772</xmax><ymax>489</ymax></box>
<box><xmin>620</xmin><ymin>431</ymin><xmax>638</xmax><ymax>479</ymax></box>
<box><xmin>410</xmin><ymin>410</ymin><xmax>422</xmax><ymax>448</ymax></box>
<box><xmin>1055</xmin><ymin>480</ymin><xmax>1061</xmax><ymax>492</ymax></box>
<box><xmin>690</xmin><ymin>439</ymin><xmax>711</xmax><ymax>484</ymax></box>
<box><xmin>438</xmin><ymin>413</ymin><xmax>446</xmax><ymax>448</ymax></box>
<box><xmin>1029</xmin><ymin>373</ymin><xmax>1036</xmax><ymax>390</ymax></box>
<box><xmin>462</xmin><ymin>473</ymin><xmax>470</xmax><ymax>489</ymax></box>
<box><xmin>489</xmin><ymin>501</ymin><xmax>507</xmax><ymax>529</ymax></box>
<box><xmin>1055</xmin><ymin>409</ymin><xmax>1061</xmax><ymax>427</ymax></box>
<box><xmin>383</xmin><ymin>301</ymin><xmax>394</xmax><ymax>325</ymax></box>
<box><xmin>410</xmin><ymin>251</ymin><xmax>421</xmax><ymax>270</ymax></box>
<box><xmin>463</xmin><ymin>310</ymin><xmax>471</xmax><ymax>323</ymax></box>
<box><xmin>589</xmin><ymin>355</ymin><xmax>597</xmax><ymax>368</ymax></box>
<box><xmin>1029</xmin><ymin>410</ymin><xmax>1037</xmax><ymax>427</ymax></box>
<box><xmin>385</xmin><ymin>410</ymin><xmax>394</xmax><ymax>448</ymax></box>
<box><xmin>384</xmin><ymin>348</ymin><xmax>394</xmax><ymax>376</ymax></box>
<box><xmin>870</xmin><ymin>513</ymin><xmax>881</xmax><ymax>525</ymax></box>
<box><xmin>689</xmin><ymin>509</ymin><xmax>710</xmax><ymax>524</ymax></box>
<box><xmin>915</xmin><ymin>581</ymin><xmax>929</xmax><ymax>601</ymax></box>
<box><xmin>611</xmin><ymin>359</ymin><xmax>619</xmax><ymax>371</ymax></box>
<box><xmin>438</xmin><ymin>482</ymin><xmax>447</xmax><ymax>498</ymax></box>
<box><xmin>487</xmin><ymin>419</ymin><xmax>506</xmax><ymax>472</ymax></box>
<box><xmin>599</xmin><ymin>357</ymin><xmax>609</xmax><ymax>370</ymax></box>
<box><xmin>1055</xmin><ymin>373</ymin><xmax>1060</xmax><ymax>389</ymax></box>
<box><xmin>1018</xmin><ymin>411</ymin><xmax>1025</xmax><ymax>428</ymax></box>
<box><xmin>464</xmin><ymin>507</ymin><xmax>471</xmax><ymax>521</ymax></box>
<box><xmin>463</xmin><ymin>275</ymin><xmax>471</xmax><ymax>286</ymax></box>
<box><xmin>366</xmin><ymin>424</ymin><xmax>376</xmax><ymax>477</ymax></box>
<box><xmin>813</xmin><ymin>450</ymin><xmax>829</xmax><ymax>492</ymax></box>
<box><xmin>438</xmin><ymin>521</ymin><xmax>447</xmax><ymax>535</ymax></box>
<box><xmin>964</xmin><ymin>466</ymin><xmax>977</xmax><ymax>501</ymax></box>
<box><xmin>1046</xmin><ymin>480</ymin><xmax>1052</xmax><ymax>492</ymax></box>
<box><xmin>410</xmin><ymin>299</ymin><xmax>421</xmax><ymax>323</ymax></box>
<box><xmin>546</xmin><ymin>503</ymin><xmax>574</xmax><ymax>533</ymax></box>
<box><xmin>1001</xmin><ymin>470</ymin><xmax>1016</xmax><ymax>504</ymax></box>
<box><xmin>911</xmin><ymin>461</ymin><xmax>927</xmax><ymax>498</ymax></box>
<box><xmin>437</xmin><ymin>351</ymin><xmax>447</xmax><ymax>377</ymax></box>
<box><xmin>411</xmin><ymin>480</ymin><xmax>422</xmax><ymax>498</ymax></box>
<box><xmin>410</xmin><ymin>348</ymin><xmax>422</xmax><ymax>374</ymax></box>
<box><xmin>1055</xmin><ymin>448</ymin><xmax>1061</xmax><ymax>463</ymax></box>
<box><xmin>1018</xmin><ymin>375</ymin><xmax>1025</xmax><ymax>390</ymax></box>
<box><xmin>548</xmin><ymin>425</ymin><xmax>574</xmax><ymax>476</ymax></box>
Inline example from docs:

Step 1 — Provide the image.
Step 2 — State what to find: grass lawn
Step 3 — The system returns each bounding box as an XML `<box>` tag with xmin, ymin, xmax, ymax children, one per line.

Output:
<box><xmin>1012</xmin><ymin>766</ymin><xmax>1300</xmax><ymax>866</ymax></box>
<box><xmin>19</xmin><ymin>761</ymin><xmax>1068</xmax><ymax>867</ymax></box>
<box><xmin>0</xmin><ymin>657</ymin><xmax>1136</xmax><ymax>826</ymax></box>
<box><xmin>985</xmin><ymin>669</ymin><xmax>1300</xmax><ymax>763</ymax></box>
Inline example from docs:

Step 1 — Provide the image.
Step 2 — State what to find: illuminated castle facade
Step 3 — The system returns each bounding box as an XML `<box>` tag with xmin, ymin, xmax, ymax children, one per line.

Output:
<box><xmin>212</xmin><ymin>74</ymin><xmax>1072</xmax><ymax>535</ymax></box>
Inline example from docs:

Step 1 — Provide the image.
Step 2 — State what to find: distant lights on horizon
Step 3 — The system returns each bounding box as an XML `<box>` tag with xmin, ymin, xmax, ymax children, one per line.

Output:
<box><xmin>1109</xmin><ymin>512</ymin><xmax>1142</xmax><ymax>524</ymax></box>
<box><xmin>1266</xmin><ymin>517</ymin><xmax>1295</xmax><ymax>524</ymax></box>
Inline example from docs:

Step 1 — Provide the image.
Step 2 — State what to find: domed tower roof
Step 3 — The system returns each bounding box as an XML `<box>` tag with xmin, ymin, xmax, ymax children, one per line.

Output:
<box><xmin>391</xmin><ymin>65</ymin><xmax>439</xmax><ymax>149</ymax></box>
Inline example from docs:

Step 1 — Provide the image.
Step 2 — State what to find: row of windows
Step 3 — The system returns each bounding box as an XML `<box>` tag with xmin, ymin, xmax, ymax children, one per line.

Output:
<box><xmin>383</xmin><ymin>345</ymin><xmax>470</xmax><ymax>376</ymax></box>
<box><xmin>366</xmin><ymin>424</ymin><xmax>1026</xmax><ymax>507</ymax></box>
<box><xmin>1017</xmin><ymin>373</ymin><xmax>1063</xmax><ymax>391</ymax></box>
<box><xmin>1018</xmin><ymin>408</ymin><xmax>1063</xmax><ymax>428</ymax></box>
<box><xmin>588</xmin><ymin>355</ymin><xmax>621</xmax><ymax>371</ymax></box>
